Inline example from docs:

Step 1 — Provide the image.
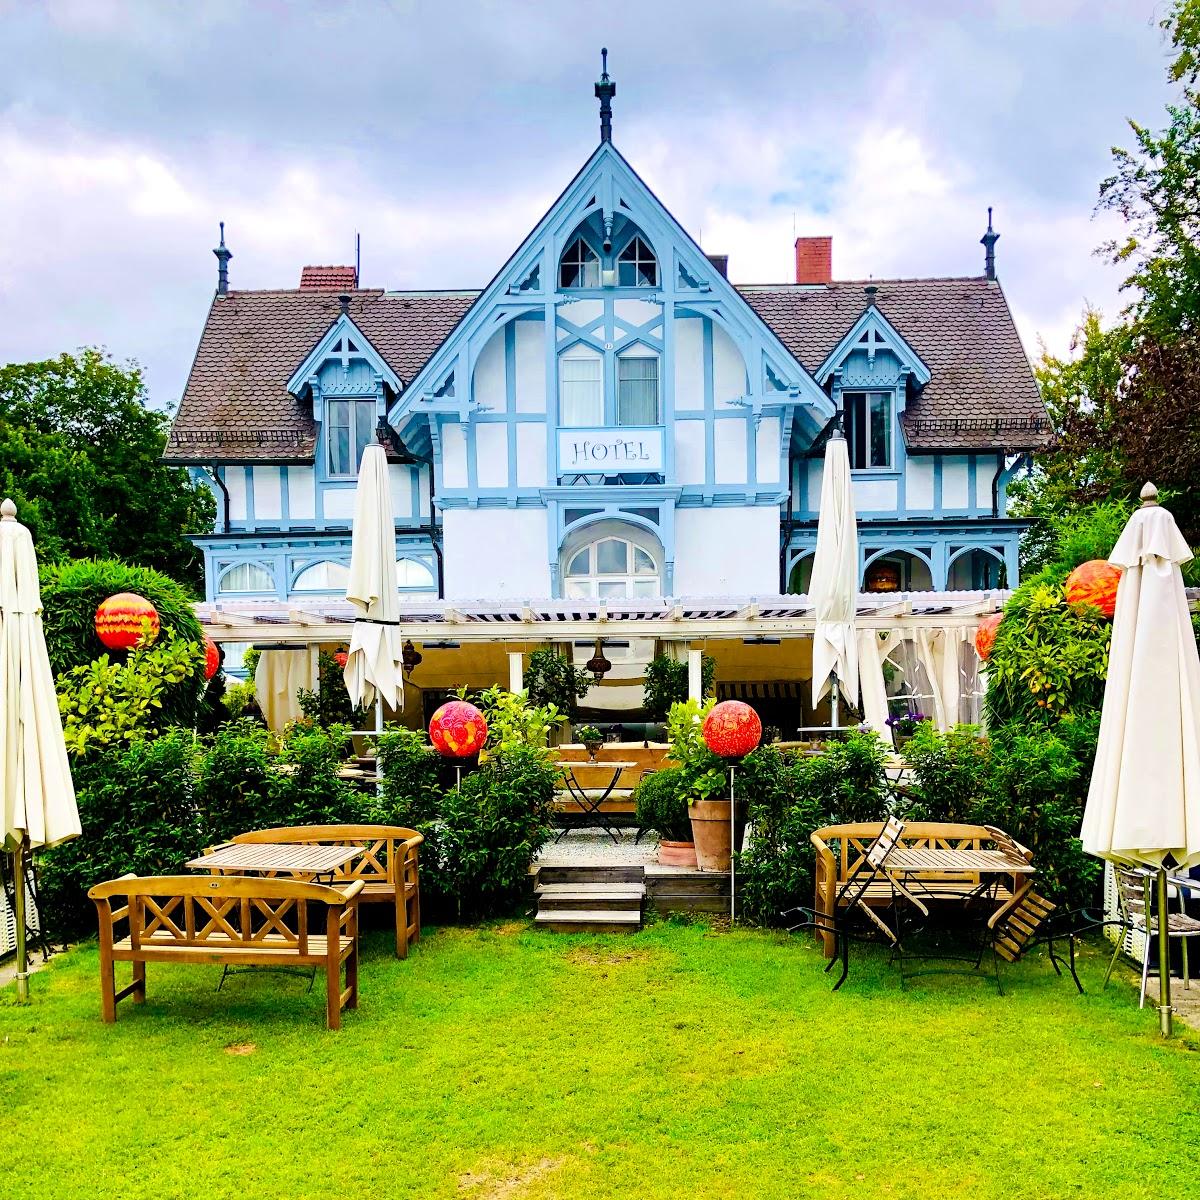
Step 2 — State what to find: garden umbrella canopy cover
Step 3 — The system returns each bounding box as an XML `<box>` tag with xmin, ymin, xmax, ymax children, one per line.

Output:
<box><xmin>810</xmin><ymin>430</ymin><xmax>859</xmax><ymax>711</ymax></box>
<box><xmin>0</xmin><ymin>498</ymin><xmax>79</xmax><ymax>852</ymax></box>
<box><xmin>1082</xmin><ymin>486</ymin><xmax>1200</xmax><ymax>869</ymax></box>
<box><xmin>343</xmin><ymin>445</ymin><xmax>404</xmax><ymax>713</ymax></box>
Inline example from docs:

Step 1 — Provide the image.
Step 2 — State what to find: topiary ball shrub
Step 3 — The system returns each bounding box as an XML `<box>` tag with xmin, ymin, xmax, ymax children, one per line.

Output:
<box><xmin>632</xmin><ymin>766</ymin><xmax>691</xmax><ymax>841</ymax></box>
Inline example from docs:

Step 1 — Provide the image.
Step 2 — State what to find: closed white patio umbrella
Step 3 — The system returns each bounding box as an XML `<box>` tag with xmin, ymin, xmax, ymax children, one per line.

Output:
<box><xmin>344</xmin><ymin>444</ymin><xmax>404</xmax><ymax>731</ymax></box>
<box><xmin>810</xmin><ymin>425</ymin><xmax>859</xmax><ymax>727</ymax></box>
<box><xmin>1081</xmin><ymin>483</ymin><xmax>1200</xmax><ymax>1035</ymax></box>
<box><xmin>1</xmin><ymin>498</ymin><xmax>80</xmax><ymax>1003</ymax></box>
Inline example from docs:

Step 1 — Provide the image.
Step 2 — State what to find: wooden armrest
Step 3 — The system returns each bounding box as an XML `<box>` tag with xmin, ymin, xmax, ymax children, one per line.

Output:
<box><xmin>334</xmin><ymin>880</ymin><xmax>365</xmax><ymax>903</ymax></box>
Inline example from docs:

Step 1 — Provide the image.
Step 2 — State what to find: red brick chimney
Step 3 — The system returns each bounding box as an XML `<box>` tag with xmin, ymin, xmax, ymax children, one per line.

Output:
<box><xmin>794</xmin><ymin>237</ymin><xmax>832</xmax><ymax>285</ymax></box>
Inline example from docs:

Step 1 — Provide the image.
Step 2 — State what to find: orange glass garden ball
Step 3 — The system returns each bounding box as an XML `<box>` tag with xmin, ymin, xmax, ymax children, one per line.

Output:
<box><xmin>203</xmin><ymin>636</ymin><xmax>221</xmax><ymax>680</ymax></box>
<box><xmin>1065</xmin><ymin>559</ymin><xmax>1122</xmax><ymax>619</ymax></box>
<box><xmin>429</xmin><ymin>700</ymin><xmax>488</xmax><ymax>758</ymax></box>
<box><xmin>974</xmin><ymin>613</ymin><xmax>1002</xmax><ymax>662</ymax></box>
<box><xmin>94</xmin><ymin>592</ymin><xmax>160</xmax><ymax>651</ymax></box>
<box><xmin>702</xmin><ymin>700</ymin><xmax>762</xmax><ymax>760</ymax></box>
<box><xmin>333</xmin><ymin>650</ymin><xmax>349</xmax><ymax>669</ymax></box>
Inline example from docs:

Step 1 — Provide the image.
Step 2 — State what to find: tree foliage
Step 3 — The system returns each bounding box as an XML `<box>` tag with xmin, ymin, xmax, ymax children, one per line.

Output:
<box><xmin>0</xmin><ymin>350</ymin><xmax>213</xmax><ymax>589</ymax></box>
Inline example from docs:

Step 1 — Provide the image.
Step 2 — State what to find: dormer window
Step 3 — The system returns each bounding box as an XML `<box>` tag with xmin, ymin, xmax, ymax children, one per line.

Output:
<box><xmin>843</xmin><ymin>392</ymin><xmax>892</xmax><ymax>470</ymax></box>
<box><xmin>618</xmin><ymin>237</ymin><xmax>657</xmax><ymax>287</ymax></box>
<box><xmin>559</xmin><ymin>237</ymin><xmax>600</xmax><ymax>288</ymax></box>
<box><xmin>328</xmin><ymin>398</ymin><xmax>376</xmax><ymax>478</ymax></box>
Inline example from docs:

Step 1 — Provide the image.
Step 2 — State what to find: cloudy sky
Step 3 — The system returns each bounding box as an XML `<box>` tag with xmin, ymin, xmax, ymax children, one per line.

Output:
<box><xmin>0</xmin><ymin>0</ymin><xmax>1181</xmax><ymax>411</ymax></box>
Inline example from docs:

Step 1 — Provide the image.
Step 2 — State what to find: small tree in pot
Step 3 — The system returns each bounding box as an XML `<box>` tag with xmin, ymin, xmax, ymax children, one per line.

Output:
<box><xmin>523</xmin><ymin>647</ymin><xmax>592</xmax><ymax>738</ymax></box>
<box><xmin>632</xmin><ymin>766</ymin><xmax>696</xmax><ymax>866</ymax></box>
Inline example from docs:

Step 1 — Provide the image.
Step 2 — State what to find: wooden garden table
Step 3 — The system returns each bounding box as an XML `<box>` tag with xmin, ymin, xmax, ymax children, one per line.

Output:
<box><xmin>186</xmin><ymin>842</ymin><xmax>361</xmax><ymax>882</ymax></box>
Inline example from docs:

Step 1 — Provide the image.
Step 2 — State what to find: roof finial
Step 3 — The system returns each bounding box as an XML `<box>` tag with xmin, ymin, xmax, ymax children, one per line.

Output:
<box><xmin>595</xmin><ymin>47</ymin><xmax>616</xmax><ymax>143</ymax></box>
<box><xmin>214</xmin><ymin>221</ymin><xmax>232</xmax><ymax>297</ymax></box>
<box><xmin>980</xmin><ymin>206</ymin><xmax>999</xmax><ymax>281</ymax></box>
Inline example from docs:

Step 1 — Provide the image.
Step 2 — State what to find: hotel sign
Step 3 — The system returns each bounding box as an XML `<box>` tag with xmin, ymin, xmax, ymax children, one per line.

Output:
<box><xmin>557</xmin><ymin>427</ymin><xmax>665</xmax><ymax>474</ymax></box>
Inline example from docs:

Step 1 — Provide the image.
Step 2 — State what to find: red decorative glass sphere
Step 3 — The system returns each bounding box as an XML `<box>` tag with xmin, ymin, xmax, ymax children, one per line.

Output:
<box><xmin>702</xmin><ymin>700</ymin><xmax>762</xmax><ymax>760</ymax></box>
<box><xmin>203</xmin><ymin>636</ymin><xmax>221</xmax><ymax>680</ymax></box>
<box><xmin>333</xmin><ymin>650</ymin><xmax>349</xmax><ymax>669</ymax></box>
<box><xmin>974</xmin><ymin>613</ymin><xmax>1002</xmax><ymax>662</ymax></box>
<box><xmin>429</xmin><ymin>701</ymin><xmax>488</xmax><ymax>758</ymax></box>
<box><xmin>94</xmin><ymin>592</ymin><xmax>160</xmax><ymax>651</ymax></box>
<box><xmin>1065</xmin><ymin>559</ymin><xmax>1122</xmax><ymax>619</ymax></box>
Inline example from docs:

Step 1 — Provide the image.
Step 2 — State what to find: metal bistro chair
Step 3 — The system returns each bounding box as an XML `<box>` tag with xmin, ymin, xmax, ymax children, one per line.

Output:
<box><xmin>783</xmin><ymin>816</ymin><xmax>928</xmax><ymax>991</ymax></box>
<box><xmin>1105</xmin><ymin>866</ymin><xmax>1200</xmax><ymax>1008</ymax></box>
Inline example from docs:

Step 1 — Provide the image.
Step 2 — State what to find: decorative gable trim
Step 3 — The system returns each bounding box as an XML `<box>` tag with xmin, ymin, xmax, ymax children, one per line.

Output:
<box><xmin>814</xmin><ymin>305</ymin><xmax>932</xmax><ymax>388</ymax></box>
<box><xmin>286</xmin><ymin>314</ymin><xmax>403</xmax><ymax>398</ymax></box>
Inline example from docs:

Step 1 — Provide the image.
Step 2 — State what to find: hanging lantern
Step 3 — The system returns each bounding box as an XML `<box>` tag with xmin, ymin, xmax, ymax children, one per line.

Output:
<box><xmin>203</xmin><ymin>636</ymin><xmax>221</xmax><ymax>681</ymax></box>
<box><xmin>402</xmin><ymin>639</ymin><xmax>423</xmax><ymax>677</ymax></box>
<box><xmin>94</xmin><ymin>592</ymin><xmax>160</xmax><ymax>651</ymax></box>
<box><xmin>1065</xmin><ymin>559</ymin><xmax>1122</xmax><ymax>619</ymax></box>
<box><xmin>974</xmin><ymin>613</ymin><xmax>1002</xmax><ymax>662</ymax></box>
<box><xmin>429</xmin><ymin>700</ymin><xmax>488</xmax><ymax>758</ymax></box>
<box><xmin>585</xmin><ymin>638</ymin><xmax>612</xmax><ymax>683</ymax></box>
<box><xmin>333</xmin><ymin>649</ymin><xmax>349</xmax><ymax>669</ymax></box>
<box><xmin>702</xmin><ymin>700</ymin><xmax>762</xmax><ymax>760</ymax></box>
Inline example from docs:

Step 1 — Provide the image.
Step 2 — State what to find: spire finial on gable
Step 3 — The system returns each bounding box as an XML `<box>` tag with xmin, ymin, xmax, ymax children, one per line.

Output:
<box><xmin>980</xmin><ymin>206</ymin><xmax>999</xmax><ymax>281</ymax></box>
<box><xmin>595</xmin><ymin>47</ymin><xmax>616</xmax><ymax>143</ymax></box>
<box><xmin>213</xmin><ymin>221</ymin><xmax>232</xmax><ymax>297</ymax></box>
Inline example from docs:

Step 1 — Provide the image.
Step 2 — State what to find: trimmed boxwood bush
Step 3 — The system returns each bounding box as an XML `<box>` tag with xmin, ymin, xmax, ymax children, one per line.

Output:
<box><xmin>632</xmin><ymin>766</ymin><xmax>691</xmax><ymax>841</ymax></box>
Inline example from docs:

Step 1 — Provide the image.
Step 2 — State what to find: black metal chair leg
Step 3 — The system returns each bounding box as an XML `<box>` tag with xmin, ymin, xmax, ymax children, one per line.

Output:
<box><xmin>831</xmin><ymin>933</ymin><xmax>850</xmax><ymax>991</ymax></box>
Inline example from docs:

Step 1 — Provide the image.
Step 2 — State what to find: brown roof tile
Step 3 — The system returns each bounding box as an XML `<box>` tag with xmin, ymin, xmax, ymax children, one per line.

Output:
<box><xmin>299</xmin><ymin>265</ymin><xmax>359</xmax><ymax>290</ymax></box>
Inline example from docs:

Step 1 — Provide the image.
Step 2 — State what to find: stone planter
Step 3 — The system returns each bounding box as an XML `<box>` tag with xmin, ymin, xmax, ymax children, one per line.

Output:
<box><xmin>657</xmin><ymin>840</ymin><xmax>698</xmax><ymax>868</ymax></box>
<box><xmin>688</xmin><ymin>798</ymin><xmax>733</xmax><ymax>872</ymax></box>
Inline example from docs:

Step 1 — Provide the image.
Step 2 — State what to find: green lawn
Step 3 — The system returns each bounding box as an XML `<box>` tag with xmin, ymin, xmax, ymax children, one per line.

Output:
<box><xmin>2</xmin><ymin>920</ymin><xmax>1197</xmax><ymax>1200</ymax></box>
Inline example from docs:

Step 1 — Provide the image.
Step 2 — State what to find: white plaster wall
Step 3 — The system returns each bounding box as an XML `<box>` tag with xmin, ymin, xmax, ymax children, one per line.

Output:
<box><xmin>226</xmin><ymin>468</ymin><xmax>247</xmax><ymax>521</ymax></box>
<box><xmin>442</xmin><ymin>424</ymin><xmax>468</xmax><ymax>488</ymax></box>
<box><xmin>287</xmin><ymin>467</ymin><xmax>315</xmax><ymax>520</ymax></box>
<box><xmin>389</xmin><ymin>465</ymin><xmax>414</xmax><ymax>518</ymax></box>
<box><xmin>806</xmin><ymin>460</ymin><xmax>823</xmax><ymax>513</ymax></box>
<box><xmin>975</xmin><ymin>455</ymin><xmax>995</xmax><ymax>512</ymax></box>
<box><xmin>712</xmin><ymin>323</ymin><xmax>746</xmax><ymax>408</ymax></box>
<box><xmin>714</xmin><ymin>418</ymin><xmax>747</xmax><ymax>484</ymax></box>
<box><xmin>674</xmin><ymin>507</ymin><xmax>779</xmax><ymax>595</ymax></box>
<box><xmin>674</xmin><ymin>421</ymin><xmax>706</xmax><ymax>485</ymax></box>
<box><xmin>514</xmin><ymin>319</ymin><xmax>546</xmax><ymax>413</ymax></box>
<box><xmin>323</xmin><ymin>487</ymin><xmax>355</xmax><ymax>520</ymax></box>
<box><xmin>252</xmin><ymin>467</ymin><xmax>281</xmax><ymax>520</ymax></box>
<box><xmin>852</xmin><ymin>477</ymin><xmax>898</xmax><ymax>512</ymax></box>
<box><xmin>674</xmin><ymin>317</ymin><xmax>704</xmax><ymax>411</ymax></box>
<box><xmin>942</xmin><ymin>455</ymin><xmax>970</xmax><ymax>508</ymax></box>
<box><xmin>473</xmin><ymin>332</ymin><xmax>505</xmax><ymax>412</ymax></box>
<box><xmin>756</xmin><ymin>417</ymin><xmax>781</xmax><ymax>485</ymax></box>
<box><xmin>476</xmin><ymin>423</ymin><xmax>509</xmax><ymax>489</ymax></box>
<box><xmin>516</xmin><ymin>423</ymin><xmax>546</xmax><ymax>487</ymax></box>
<box><xmin>614</xmin><ymin>299</ymin><xmax>660</xmax><ymax>328</ymax></box>
<box><xmin>558</xmin><ymin>300</ymin><xmax>603</xmax><ymax>332</ymax></box>
<box><xmin>444</xmin><ymin>508</ymin><xmax>550</xmax><ymax>599</ymax></box>
<box><xmin>906</xmin><ymin>457</ymin><xmax>934</xmax><ymax>510</ymax></box>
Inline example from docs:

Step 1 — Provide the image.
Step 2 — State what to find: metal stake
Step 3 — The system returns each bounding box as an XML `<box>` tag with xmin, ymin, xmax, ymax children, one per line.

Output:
<box><xmin>14</xmin><ymin>837</ymin><xmax>29</xmax><ymax>1005</ymax></box>
<box><xmin>729</xmin><ymin>764</ymin><xmax>737</xmax><ymax>924</ymax></box>
<box><xmin>1157</xmin><ymin>865</ymin><xmax>1173</xmax><ymax>1037</ymax></box>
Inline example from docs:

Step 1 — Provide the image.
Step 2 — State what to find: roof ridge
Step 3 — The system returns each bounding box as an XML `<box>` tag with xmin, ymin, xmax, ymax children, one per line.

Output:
<box><xmin>737</xmin><ymin>275</ymin><xmax>988</xmax><ymax>291</ymax></box>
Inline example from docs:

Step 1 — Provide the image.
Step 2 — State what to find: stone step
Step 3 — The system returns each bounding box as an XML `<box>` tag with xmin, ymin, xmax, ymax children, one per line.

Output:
<box><xmin>534</xmin><ymin>908</ymin><xmax>643</xmax><ymax>933</ymax></box>
<box><xmin>534</xmin><ymin>865</ymin><xmax>645</xmax><ymax>886</ymax></box>
<box><xmin>535</xmin><ymin>883</ymin><xmax>645</xmax><ymax>911</ymax></box>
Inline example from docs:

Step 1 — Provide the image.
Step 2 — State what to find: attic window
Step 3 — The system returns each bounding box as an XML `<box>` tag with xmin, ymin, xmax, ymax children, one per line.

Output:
<box><xmin>559</xmin><ymin>237</ymin><xmax>600</xmax><ymax>289</ymax></box>
<box><xmin>618</xmin><ymin>237</ymin><xmax>657</xmax><ymax>287</ymax></box>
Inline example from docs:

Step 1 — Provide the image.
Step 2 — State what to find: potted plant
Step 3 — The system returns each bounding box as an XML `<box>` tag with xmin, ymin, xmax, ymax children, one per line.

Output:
<box><xmin>576</xmin><ymin>724</ymin><xmax>603</xmax><ymax>760</ymax></box>
<box><xmin>885</xmin><ymin>708</ymin><xmax>927</xmax><ymax>752</ymax></box>
<box><xmin>666</xmin><ymin>698</ymin><xmax>733</xmax><ymax>871</ymax></box>
<box><xmin>632</xmin><ymin>766</ymin><xmax>697</xmax><ymax>867</ymax></box>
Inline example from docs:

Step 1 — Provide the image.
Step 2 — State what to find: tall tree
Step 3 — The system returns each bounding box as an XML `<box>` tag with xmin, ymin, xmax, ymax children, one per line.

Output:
<box><xmin>0</xmin><ymin>349</ymin><xmax>213</xmax><ymax>590</ymax></box>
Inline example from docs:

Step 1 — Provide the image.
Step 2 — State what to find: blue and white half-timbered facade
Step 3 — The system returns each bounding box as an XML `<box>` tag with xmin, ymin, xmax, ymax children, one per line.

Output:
<box><xmin>168</xmin><ymin>72</ymin><xmax>1048</xmax><ymax>615</ymax></box>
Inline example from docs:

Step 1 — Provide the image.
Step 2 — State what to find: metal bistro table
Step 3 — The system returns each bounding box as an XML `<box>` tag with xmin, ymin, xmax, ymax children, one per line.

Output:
<box><xmin>555</xmin><ymin>760</ymin><xmax>636</xmax><ymax>844</ymax></box>
<box><xmin>883</xmin><ymin>846</ymin><xmax>1037</xmax><ymax>989</ymax></box>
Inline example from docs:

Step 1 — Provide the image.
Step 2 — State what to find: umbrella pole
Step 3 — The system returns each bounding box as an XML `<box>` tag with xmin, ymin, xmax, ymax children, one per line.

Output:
<box><xmin>831</xmin><ymin>677</ymin><xmax>839</xmax><ymax>730</ymax></box>
<box><xmin>14</xmin><ymin>837</ymin><xmax>29</xmax><ymax>1005</ymax></box>
<box><xmin>1156</xmin><ymin>866</ymin><xmax>1173</xmax><ymax>1037</ymax></box>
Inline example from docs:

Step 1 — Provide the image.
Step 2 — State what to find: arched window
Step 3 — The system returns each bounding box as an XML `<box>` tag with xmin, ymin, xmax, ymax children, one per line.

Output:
<box><xmin>559</xmin><ymin>237</ymin><xmax>600</xmax><ymax>289</ymax></box>
<box><xmin>563</xmin><ymin>535</ymin><xmax>660</xmax><ymax>599</ymax></box>
<box><xmin>618</xmin><ymin>236</ymin><xmax>657</xmax><ymax>287</ymax></box>
<box><xmin>947</xmin><ymin>548</ymin><xmax>1006</xmax><ymax>590</ymax></box>
<box><xmin>396</xmin><ymin>558</ymin><xmax>435</xmax><ymax>589</ymax></box>
<box><xmin>293</xmin><ymin>560</ymin><xmax>350</xmax><ymax>591</ymax></box>
<box><xmin>218</xmin><ymin>562</ymin><xmax>275</xmax><ymax>594</ymax></box>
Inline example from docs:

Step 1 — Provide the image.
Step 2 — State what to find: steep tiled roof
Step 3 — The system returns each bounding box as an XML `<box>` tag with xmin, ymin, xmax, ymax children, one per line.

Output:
<box><xmin>299</xmin><ymin>265</ymin><xmax>359</xmax><ymax>290</ymax></box>
<box><xmin>166</xmin><ymin>289</ymin><xmax>476</xmax><ymax>462</ymax></box>
<box><xmin>738</xmin><ymin>277</ymin><xmax>1049</xmax><ymax>451</ymax></box>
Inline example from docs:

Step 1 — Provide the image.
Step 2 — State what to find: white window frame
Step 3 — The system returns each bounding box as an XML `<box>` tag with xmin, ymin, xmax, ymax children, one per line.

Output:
<box><xmin>563</xmin><ymin>535</ymin><xmax>661</xmax><ymax>600</ymax></box>
<box><xmin>843</xmin><ymin>390</ymin><xmax>894</xmax><ymax>471</ymax></box>
<box><xmin>218</xmin><ymin>562</ymin><xmax>276</xmax><ymax>595</ymax></box>
<box><xmin>326</xmin><ymin>398</ymin><xmax>377</xmax><ymax>478</ymax></box>
<box><xmin>616</xmin><ymin>351</ymin><xmax>660</xmax><ymax>426</ymax></box>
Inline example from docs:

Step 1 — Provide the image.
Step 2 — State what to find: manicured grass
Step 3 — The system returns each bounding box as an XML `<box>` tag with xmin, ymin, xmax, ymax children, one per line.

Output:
<box><xmin>2</xmin><ymin>920</ymin><xmax>1197</xmax><ymax>1200</ymax></box>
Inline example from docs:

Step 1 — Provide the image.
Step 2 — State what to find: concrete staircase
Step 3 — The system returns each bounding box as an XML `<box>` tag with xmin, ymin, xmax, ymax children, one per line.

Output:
<box><xmin>533</xmin><ymin>865</ymin><xmax>645</xmax><ymax>932</ymax></box>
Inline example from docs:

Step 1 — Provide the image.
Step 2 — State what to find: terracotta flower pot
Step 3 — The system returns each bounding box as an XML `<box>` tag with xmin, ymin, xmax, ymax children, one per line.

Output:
<box><xmin>658</xmin><ymin>840</ymin><xmax>698</xmax><ymax>868</ymax></box>
<box><xmin>689</xmin><ymin>798</ymin><xmax>733</xmax><ymax>872</ymax></box>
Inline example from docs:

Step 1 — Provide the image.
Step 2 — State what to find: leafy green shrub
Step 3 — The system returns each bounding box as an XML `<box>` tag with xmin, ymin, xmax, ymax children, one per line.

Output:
<box><xmin>37</xmin><ymin>728</ymin><xmax>204</xmax><ymax>934</ymax></box>
<box><xmin>374</xmin><ymin>725</ymin><xmax>444</xmax><ymax>823</ymax></box>
<box><xmin>40</xmin><ymin>557</ymin><xmax>206</xmax><ymax>726</ymax></box>
<box><xmin>633</xmin><ymin>766</ymin><xmax>691</xmax><ymax>840</ymax></box>
<box><xmin>473</xmin><ymin>684</ymin><xmax>566</xmax><ymax>759</ymax></box>
<box><xmin>665</xmin><ymin>698</ymin><xmax>726</xmax><ymax>803</ymax></box>
<box><xmin>642</xmin><ymin>653</ymin><xmax>715</xmax><ymax>721</ymax></box>
<box><xmin>275</xmin><ymin>721</ymin><xmax>367</xmax><ymax>826</ymax></box>
<box><xmin>522</xmin><ymin>647</ymin><xmax>592</xmax><ymax>719</ymax></box>
<box><xmin>897</xmin><ymin>723</ymin><xmax>993</xmax><ymax>822</ymax></box>
<box><xmin>297</xmin><ymin>650</ymin><xmax>368</xmax><ymax>729</ymax></box>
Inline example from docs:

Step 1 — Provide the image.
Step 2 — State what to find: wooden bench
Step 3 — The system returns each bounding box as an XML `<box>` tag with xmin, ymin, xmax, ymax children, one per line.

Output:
<box><xmin>220</xmin><ymin>825</ymin><xmax>422</xmax><ymax>959</ymax></box>
<box><xmin>810</xmin><ymin>821</ymin><xmax>1032</xmax><ymax>958</ymax></box>
<box><xmin>88</xmin><ymin>874</ymin><xmax>362</xmax><ymax>1029</ymax></box>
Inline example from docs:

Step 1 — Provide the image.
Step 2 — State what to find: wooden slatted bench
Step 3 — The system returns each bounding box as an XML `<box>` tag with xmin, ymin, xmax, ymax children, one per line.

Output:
<box><xmin>810</xmin><ymin>821</ymin><xmax>1032</xmax><ymax>958</ymax></box>
<box><xmin>219</xmin><ymin>825</ymin><xmax>422</xmax><ymax>959</ymax></box>
<box><xmin>88</xmin><ymin>874</ymin><xmax>362</xmax><ymax>1029</ymax></box>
